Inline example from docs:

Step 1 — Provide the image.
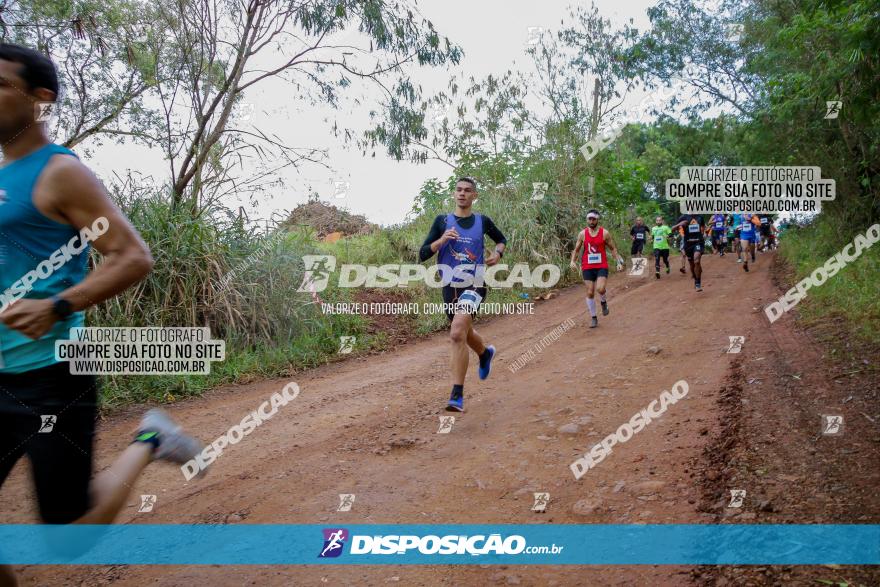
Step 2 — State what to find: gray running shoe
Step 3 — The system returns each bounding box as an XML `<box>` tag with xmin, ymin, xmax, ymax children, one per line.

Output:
<box><xmin>137</xmin><ymin>409</ymin><xmax>204</xmax><ymax>467</ymax></box>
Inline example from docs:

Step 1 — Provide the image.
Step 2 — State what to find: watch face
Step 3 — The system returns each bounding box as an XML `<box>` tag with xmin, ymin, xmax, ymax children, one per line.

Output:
<box><xmin>53</xmin><ymin>297</ymin><xmax>73</xmax><ymax>318</ymax></box>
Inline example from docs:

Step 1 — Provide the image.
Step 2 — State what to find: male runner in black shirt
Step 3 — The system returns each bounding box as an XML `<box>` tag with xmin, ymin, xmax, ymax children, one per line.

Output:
<box><xmin>669</xmin><ymin>214</ymin><xmax>706</xmax><ymax>292</ymax></box>
<box><xmin>629</xmin><ymin>217</ymin><xmax>649</xmax><ymax>258</ymax></box>
<box><xmin>419</xmin><ymin>177</ymin><xmax>507</xmax><ymax>411</ymax></box>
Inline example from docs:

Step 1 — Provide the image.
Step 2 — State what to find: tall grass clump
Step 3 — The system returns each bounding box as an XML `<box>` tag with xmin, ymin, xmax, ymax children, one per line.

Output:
<box><xmin>89</xmin><ymin>189</ymin><xmax>367</xmax><ymax>406</ymax></box>
<box><xmin>778</xmin><ymin>214</ymin><xmax>880</xmax><ymax>347</ymax></box>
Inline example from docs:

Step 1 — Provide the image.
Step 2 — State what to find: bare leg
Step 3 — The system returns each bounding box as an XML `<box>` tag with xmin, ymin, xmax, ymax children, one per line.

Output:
<box><xmin>450</xmin><ymin>313</ymin><xmax>473</xmax><ymax>386</ymax></box>
<box><xmin>693</xmin><ymin>251</ymin><xmax>702</xmax><ymax>281</ymax></box>
<box><xmin>596</xmin><ymin>276</ymin><xmax>607</xmax><ymax>299</ymax></box>
<box><xmin>466</xmin><ymin>325</ymin><xmax>486</xmax><ymax>356</ymax></box>
<box><xmin>74</xmin><ymin>443</ymin><xmax>153</xmax><ymax>525</ymax></box>
<box><xmin>584</xmin><ymin>279</ymin><xmax>596</xmax><ymax>306</ymax></box>
<box><xmin>0</xmin><ymin>443</ymin><xmax>154</xmax><ymax>585</ymax></box>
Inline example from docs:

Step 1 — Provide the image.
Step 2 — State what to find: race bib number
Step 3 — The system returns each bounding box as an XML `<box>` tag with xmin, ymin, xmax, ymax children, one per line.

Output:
<box><xmin>587</xmin><ymin>253</ymin><xmax>602</xmax><ymax>264</ymax></box>
<box><xmin>742</xmin><ymin>223</ymin><xmax>751</xmax><ymax>231</ymax></box>
<box><xmin>715</xmin><ymin>222</ymin><xmax>724</xmax><ymax>228</ymax></box>
<box><xmin>636</xmin><ymin>233</ymin><xmax>644</xmax><ymax>240</ymax></box>
<box><xmin>688</xmin><ymin>223</ymin><xmax>700</xmax><ymax>233</ymax></box>
<box><xmin>761</xmin><ymin>217</ymin><xmax>769</xmax><ymax>224</ymax></box>
<box><xmin>654</xmin><ymin>234</ymin><xmax>665</xmax><ymax>243</ymax></box>
<box><xmin>455</xmin><ymin>289</ymin><xmax>483</xmax><ymax>313</ymax></box>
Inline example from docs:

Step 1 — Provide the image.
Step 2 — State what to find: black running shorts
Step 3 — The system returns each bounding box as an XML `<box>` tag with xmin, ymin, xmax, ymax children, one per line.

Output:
<box><xmin>0</xmin><ymin>362</ymin><xmax>97</xmax><ymax>523</ymax></box>
<box><xmin>653</xmin><ymin>249</ymin><xmax>670</xmax><ymax>262</ymax></box>
<box><xmin>684</xmin><ymin>242</ymin><xmax>703</xmax><ymax>259</ymax></box>
<box><xmin>581</xmin><ymin>268</ymin><xmax>609</xmax><ymax>282</ymax></box>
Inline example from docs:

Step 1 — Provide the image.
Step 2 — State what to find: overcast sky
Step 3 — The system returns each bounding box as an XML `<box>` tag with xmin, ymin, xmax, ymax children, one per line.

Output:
<box><xmin>79</xmin><ymin>0</ymin><xmax>659</xmax><ymax>228</ymax></box>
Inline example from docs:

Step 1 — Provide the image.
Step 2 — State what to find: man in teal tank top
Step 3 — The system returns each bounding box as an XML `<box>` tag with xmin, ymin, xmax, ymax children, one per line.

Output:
<box><xmin>0</xmin><ymin>44</ymin><xmax>203</xmax><ymax>582</ymax></box>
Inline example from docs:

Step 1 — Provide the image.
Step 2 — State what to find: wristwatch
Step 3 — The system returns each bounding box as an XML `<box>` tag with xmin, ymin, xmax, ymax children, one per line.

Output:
<box><xmin>50</xmin><ymin>295</ymin><xmax>73</xmax><ymax>319</ymax></box>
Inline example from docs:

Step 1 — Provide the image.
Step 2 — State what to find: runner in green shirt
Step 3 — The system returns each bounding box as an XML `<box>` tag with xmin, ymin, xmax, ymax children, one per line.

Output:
<box><xmin>650</xmin><ymin>217</ymin><xmax>672</xmax><ymax>279</ymax></box>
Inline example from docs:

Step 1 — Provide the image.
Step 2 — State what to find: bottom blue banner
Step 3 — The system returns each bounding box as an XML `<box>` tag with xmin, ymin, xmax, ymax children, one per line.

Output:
<box><xmin>0</xmin><ymin>524</ymin><xmax>877</xmax><ymax>565</ymax></box>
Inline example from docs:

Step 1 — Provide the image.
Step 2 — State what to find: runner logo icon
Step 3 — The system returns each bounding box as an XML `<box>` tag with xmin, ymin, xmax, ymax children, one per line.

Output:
<box><xmin>138</xmin><ymin>495</ymin><xmax>157</xmax><ymax>513</ymax></box>
<box><xmin>532</xmin><ymin>492</ymin><xmax>549</xmax><ymax>512</ymax></box>
<box><xmin>728</xmin><ymin>489</ymin><xmax>746</xmax><ymax>508</ymax></box>
<box><xmin>629</xmin><ymin>257</ymin><xmax>646</xmax><ymax>276</ymax></box>
<box><xmin>319</xmin><ymin>528</ymin><xmax>349</xmax><ymax>558</ymax></box>
<box><xmin>726</xmin><ymin>336</ymin><xmax>745</xmax><ymax>354</ymax></box>
<box><xmin>298</xmin><ymin>255</ymin><xmax>336</xmax><ymax>293</ymax></box>
<box><xmin>337</xmin><ymin>494</ymin><xmax>355</xmax><ymax>512</ymax></box>
<box><xmin>38</xmin><ymin>415</ymin><xmax>57</xmax><ymax>433</ymax></box>
<box><xmin>437</xmin><ymin>416</ymin><xmax>455</xmax><ymax>434</ymax></box>
<box><xmin>821</xmin><ymin>415</ymin><xmax>844</xmax><ymax>436</ymax></box>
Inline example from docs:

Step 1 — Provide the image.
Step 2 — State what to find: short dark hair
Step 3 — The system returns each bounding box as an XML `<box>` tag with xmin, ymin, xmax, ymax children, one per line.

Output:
<box><xmin>0</xmin><ymin>43</ymin><xmax>59</xmax><ymax>96</ymax></box>
<box><xmin>457</xmin><ymin>177</ymin><xmax>477</xmax><ymax>190</ymax></box>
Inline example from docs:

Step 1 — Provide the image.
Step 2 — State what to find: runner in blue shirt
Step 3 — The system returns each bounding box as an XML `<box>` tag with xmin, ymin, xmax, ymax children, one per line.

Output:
<box><xmin>0</xmin><ymin>46</ymin><xmax>203</xmax><ymax>583</ymax></box>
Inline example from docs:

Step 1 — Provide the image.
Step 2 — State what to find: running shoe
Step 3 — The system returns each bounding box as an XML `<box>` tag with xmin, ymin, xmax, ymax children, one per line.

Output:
<box><xmin>743</xmin><ymin>260</ymin><xmax>749</xmax><ymax>272</ymax></box>
<box><xmin>601</xmin><ymin>301</ymin><xmax>609</xmax><ymax>316</ymax></box>
<box><xmin>695</xmin><ymin>281</ymin><xmax>703</xmax><ymax>292</ymax></box>
<box><xmin>447</xmin><ymin>390</ymin><xmax>464</xmax><ymax>412</ymax></box>
<box><xmin>737</xmin><ymin>258</ymin><xmax>743</xmax><ymax>263</ymax></box>
<box><xmin>478</xmin><ymin>345</ymin><xmax>496</xmax><ymax>380</ymax></box>
<box><xmin>589</xmin><ymin>316</ymin><xmax>598</xmax><ymax>328</ymax></box>
<box><xmin>679</xmin><ymin>267</ymin><xmax>686</xmax><ymax>274</ymax></box>
<box><xmin>137</xmin><ymin>409</ymin><xmax>204</xmax><ymax>467</ymax></box>
<box><xmin>655</xmin><ymin>270</ymin><xmax>660</xmax><ymax>279</ymax></box>
<box><xmin>665</xmin><ymin>267</ymin><xmax>670</xmax><ymax>274</ymax></box>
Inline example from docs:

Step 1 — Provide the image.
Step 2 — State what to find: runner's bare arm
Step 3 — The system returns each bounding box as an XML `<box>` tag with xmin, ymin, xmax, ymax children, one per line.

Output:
<box><xmin>570</xmin><ymin>231</ymin><xmax>584</xmax><ymax>269</ymax></box>
<box><xmin>42</xmin><ymin>156</ymin><xmax>154</xmax><ymax>311</ymax></box>
<box><xmin>486</xmin><ymin>242</ymin><xmax>505</xmax><ymax>266</ymax></box>
<box><xmin>0</xmin><ymin>156</ymin><xmax>153</xmax><ymax>339</ymax></box>
<box><xmin>604</xmin><ymin>230</ymin><xmax>623</xmax><ymax>264</ymax></box>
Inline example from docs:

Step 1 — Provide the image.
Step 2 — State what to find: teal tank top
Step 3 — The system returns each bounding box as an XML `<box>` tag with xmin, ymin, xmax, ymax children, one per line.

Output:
<box><xmin>0</xmin><ymin>143</ymin><xmax>88</xmax><ymax>373</ymax></box>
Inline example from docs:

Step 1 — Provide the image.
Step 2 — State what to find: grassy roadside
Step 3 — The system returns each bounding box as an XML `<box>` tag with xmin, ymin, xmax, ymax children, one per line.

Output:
<box><xmin>775</xmin><ymin>217</ymin><xmax>880</xmax><ymax>348</ymax></box>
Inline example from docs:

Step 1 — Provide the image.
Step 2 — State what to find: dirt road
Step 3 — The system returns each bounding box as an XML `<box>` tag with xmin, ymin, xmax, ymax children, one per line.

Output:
<box><xmin>4</xmin><ymin>251</ymin><xmax>878</xmax><ymax>586</ymax></box>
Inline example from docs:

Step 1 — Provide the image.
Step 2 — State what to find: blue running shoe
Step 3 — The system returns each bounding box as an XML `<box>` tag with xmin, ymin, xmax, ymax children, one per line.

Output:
<box><xmin>478</xmin><ymin>345</ymin><xmax>496</xmax><ymax>380</ymax></box>
<box><xmin>446</xmin><ymin>390</ymin><xmax>464</xmax><ymax>412</ymax></box>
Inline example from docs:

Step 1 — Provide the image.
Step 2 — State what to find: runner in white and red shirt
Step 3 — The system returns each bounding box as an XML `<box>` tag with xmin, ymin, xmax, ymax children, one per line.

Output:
<box><xmin>569</xmin><ymin>209</ymin><xmax>624</xmax><ymax>329</ymax></box>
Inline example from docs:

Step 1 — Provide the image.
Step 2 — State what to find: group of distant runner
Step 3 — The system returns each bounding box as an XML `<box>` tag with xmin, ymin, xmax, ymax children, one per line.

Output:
<box><xmin>627</xmin><ymin>213</ymin><xmax>779</xmax><ymax>289</ymax></box>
